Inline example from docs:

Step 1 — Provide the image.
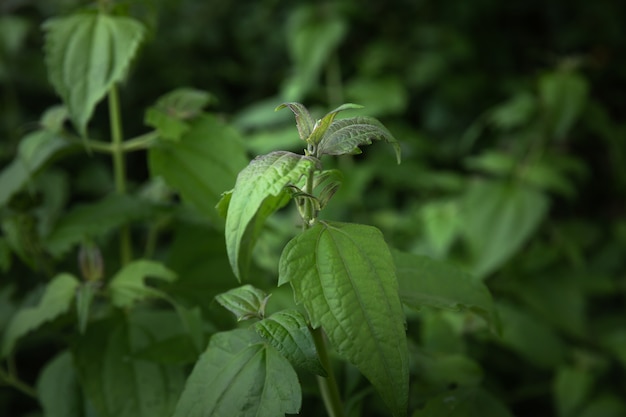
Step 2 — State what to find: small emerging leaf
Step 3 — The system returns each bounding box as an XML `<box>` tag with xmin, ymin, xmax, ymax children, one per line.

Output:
<box><xmin>307</xmin><ymin>103</ymin><xmax>364</xmax><ymax>146</ymax></box>
<box><xmin>254</xmin><ymin>309</ymin><xmax>327</xmax><ymax>376</ymax></box>
<box><xmin>317</xmin><ymin>116</ymin><xmax>401</xmax><ymax>163</ymax></box>
<box><xmin>215</xmin><ymin>285</ymin><xmax>270</xmax><ymax>321</ymax></box>
<box><xmin>109</xmin><ymin>260</ymin><xmax>177</xmax><ymax>309</ymax></box>
<box><xmin>275</xmin><ymin>102</ymin><xmax>315</xmax><ymax>141</ymax></box>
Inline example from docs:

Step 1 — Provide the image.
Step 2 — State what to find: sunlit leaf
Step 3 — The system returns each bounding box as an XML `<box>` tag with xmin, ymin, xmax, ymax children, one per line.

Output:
<box><xmin>215</xmin><ymin>284</ymin><xmax>270</xmax><ymax>321</ymax></box>
<box><xmin>279</xmin><ymin>222</ymin><xmax>408</xmax><ymax>417</ymax></box>
<box><xmin>307</xmin><ymin>103</ymin><xmax>364</xmax><ymax>146</ymax></box>
<box><xmin>43</xmin><ymin>13</ymin><xmax>145</xmax><ymax>135</ymax></box>
<box><xmin>173</xmin><ymin>329</ymin><xmax>301</xmax><ymax>417</ymax></box>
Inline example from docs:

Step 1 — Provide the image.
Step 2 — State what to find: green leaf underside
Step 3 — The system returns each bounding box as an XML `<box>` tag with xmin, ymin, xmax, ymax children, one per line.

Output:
<box><xmin>276</xmin><ymin>102</ymin><xmax>315</xmax><ymax>140</ymax></box>
<box><xmin>73</xmin><ymin>319</ymin><xmax>184</xmax><ymax>417</ymax></box>
<box><xmin>279</xmin><ymin>221</ymin><xmax>408</xmax><ymax>417</ymax></box>
<box><xmin>109</xmin><ymin>260</ymin><xmax>177</xmax><ymax>309</ymax></box>
<box><xmin>36</xmin><ymin>350</ymin><xmax>82</xmax><ymax>417</ymax></box>
<box><xmin>254</xmin><ymin>309</ymin><xmax>327</xmax><ymax>376</ymax></box>
<box><xmin>173</xmin><ymin>329</ymin><xmax>301</xmax><ymax>417</ymax></box>
<box><xmin>2</xmin><ymin>273</ymin><xmax>79</xmax><ymax>357</ymax></box>
<box><xmin>149</xmin><ymin>114</ymin><xmax>248</xmax><ymax>224</ymax></box>
<box><xmin>318</xmin><ymin>116</ymin><xmax>401</xmax><ymax>163</ymax></box>
<box><xmin>43</xmin><ymin>13</ymin><xmax>145</xmax><ymax>136</ymax></box>
<box><xmin>392</xmin><ymin>250</ymin><xmax>498</xmax><ymax>331</ymax></box>
<box><xmin>215</xmin><ymin>284</ymin><xmax>269</xmax><ymax>321</ymax></box>
<box><xmin>225</xmin><ymin>151</ymin><xmax>318</xmax><ymax>280</ymax></box>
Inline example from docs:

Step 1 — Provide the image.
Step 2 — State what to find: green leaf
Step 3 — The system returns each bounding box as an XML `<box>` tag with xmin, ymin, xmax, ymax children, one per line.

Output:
<box><xmin>279</xmin><ymin>222</ymin><xmax>409</xmax><ymax>417</ymax></box>
<box><xmin>1</xmin><ymin>273</ymin><xmax>79</xmax><ymax>357</ymax></box>
<box><xmin>109</xmin><ymin>260</ymin><xmax>177</xmax><ymax>309</ymax></box>
<box><xmin>0</xmin><ymin>130</ymin><xmax>71</xmax><ymax>207</ymax></box>
<box><xmin>539</xmin><ymin>70</ymin><xmax>589</xmax><ymax>141</ymax></box>
<box><xmin>392</xmin><ymin>250</ymin><xmax>498</xmax><ymax>332</ymax></box>
<box><xmin>459</xmin><ymin>180</ymin><xmax>549</xmax><ymax>278</ymax></box>
<box><xmin>413</xmin><ymin>387</ymin><xmax>514</xmax><ymax>417</ymax></box>
<box><xmin>73</xmin><ymin>318</ymin><xmax>185</xmax><ymax>417</ymax></box>
<box><xmin>317</xmin><ymin>116</ymin><xmax>401</xmax><ymax>164</ymax></box>
<box><xmin>314</xmin><ymin>169</ymin><xmax>343</xmax><ymax>209</ymax></box>
<box><xmin>307</xmin><ymin>103</ymin><xmax>364</xmax><ymax>146</ymax></box>
<box><xmin>76</xmin><ymin>281</ymin><xmax>99</xmax><ymax>334</ymax></box>
<box><xmin>36</xmin><ymin>350</ymin><xmax>82</xmax><ymax>417</ymax></box>
<box><xmin>173</xmin><ymin>328</ymin><xmax>301</xmax><ymax>417</ymax></box>
<box><xmin>145</xmin><ymin>88</ymin><xmax>215</xmax><ymax>141</ymax></box>
<box><xmin>149</xmin><ymin>114</ymin><xmax>248</xmax><ymax>224</ymax></box>
<box><xmin>275</xmin><ymin>102</ymin><xmax>316</xmax><ymax>140</ymax></box>
<box><xmin>420</xmin><ymin>200</ymin><xmax>460</xmax><ymax>257</ymax></box>
<box><xmin>43</xmin><ymin>13</ymin><xmax>145</xmax><ymax>135</ymax></box>
<box><xmin>254</xmin><ymin>309</ymin><xmax>327</xmax><ymax>376</ymax></box>
<box><xmin>554</xmin><ymin>366</ymin><xmax>593</xmax><ymax>417</ymax></box>
<box><xmin>345</xmin><ymin>76</ymin><xmax>408</xmax><ymax>117</ymax></box>
<box><xmin>44</xmin><ymin>194</ymin><xmax>154</xmax><ymax>257</ymax></box>
<box><xmin>215</xmin><ymin>284</ymin><xmax>270</xmax><ymax>321</ymax></box>
<box><xmin>225</xmin><ymin>151</ymin><xmax>318</xmax><ymax>280</ymax></box>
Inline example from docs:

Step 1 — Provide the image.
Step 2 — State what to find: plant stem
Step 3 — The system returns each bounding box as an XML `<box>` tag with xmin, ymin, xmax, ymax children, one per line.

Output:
<box><xmin>108</xmin><ymin>85</ymin><xmax>132</xmax><ymax>265</ymax></box>
<box><xmin>0</xmin><ymin>368</ymin><xmax>37</xmax><ymax>399</ymax></box>
<box><xmin>312</xmin><ymin>327</ymin><xmax>346</xmax><ymax>417</ymax></box>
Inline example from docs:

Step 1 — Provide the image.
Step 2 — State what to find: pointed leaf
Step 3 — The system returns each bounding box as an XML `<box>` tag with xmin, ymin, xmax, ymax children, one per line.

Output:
<box><xmin>76</xmin><ymin>281</ymin><xmax>99</xmax><ymax>334</ymax></box>
<box><xmin>314</xmin><ymin>169</ymin><xmax>344</xmax><ymax>209</ymax></box>
<box><xmin>225</xmin><ymin>151</ymin><xmax>318</xmax><ymax>280</ymax></box>
<box><xmin>149</xmin><ymin>114</ymin><xmax>248</xmax><ymax>224</ymax></box>
<box><xmin>36</xmin><ymin>350</ymin><xmax>82</xmax><ymax>417</ymax></box>
<box><xmin>215</xmin><ymin>284</ymin><xmax>270</xmax><ymax>321</ymax></box>
<box><xmin>318</xmin><ymin>116</ymin><xmax>401</xmax><ymax>163</ymax></box>
<box><xmin>109</xmin><ymin>260</ymin><xmax>177</xmax><ymax>309</ymax></box>
<box><xmin>392</xmin><ymin>250</ymin><xmax>498</xmax><ymax>331</ymax></box>
<box><xmin>308</xmin><ymin>103</ymin><xmax>364</xmax><ymax>145</ymax></box>
<box><xmin>1</xmin><ymin>273</ymin><xmax>79</xmax><ymax>357</ymax></box>
<box><xmin>279</xmin><ymin>222</ymin><xmax>408</xmax><ymax>417</ymax></box>
<box><xmin>43</xmin><ymin>13</ymin><xmax>145</xmax><ymax>136</ymax></box>
<box><xmin>173</xmin><ymin>329</ymin><xmax>301</xmax><ymax>417</ymax></box>
<box><xmin>73</xmin><ymin>318</ymin><xmax>185</xmax><ymax>417</ymax></box>
<box><xmin>275</xmin><ymin>102</ymin><xmax>315</xmax><ymax>140</ymax></box>
<box><xmin>254</xmin><ymin>309</ymin><xmax>327</xmax><ymax>376</ymax></box>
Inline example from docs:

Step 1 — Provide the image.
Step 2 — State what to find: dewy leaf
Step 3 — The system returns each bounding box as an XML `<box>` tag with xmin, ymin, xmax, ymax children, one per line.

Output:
<box><xmin>109</xmin><ymin>260</ymin><xmax>177</xmax><ymax>309</ymax></box>
<box><xmin>73</xmin><ymin>318</ymin><xmax>185</xmax><ymax>417</ymax></box>
<box><xmin>225</xmin><ymin>151</ymin><xmax>318</xmax><ymax>280</ymax></box>
<box><xmin>1</xmin><ymin>273</ymin><xmax>79</xmax><ymax>357</ymax></box>
<box><xmin>307</xmin><ymin>103</ymin><xmax>364</xmax><ymax>146</ymax></box>
<box><xmin>392</xmin><ymin>250</ymin><xmax>499</xmax><ymax>332</ymax></box>
<box><xmin>36</xmin><ymin>350</ymin><xmax>82</xmax><ymax>417</ymax></box>
<box><xmin>275</xmin><ymin>102</ymin><xmax>315</xmax><ymax>140</ymax></box>
<box><xmin>215</xmin><ymin>284</ymin><xmax>270</xmax><ymax>321</ymax></box>
<box><xmin>279</xmin><ymin>222</ymin><xmax>409</xmax><ymax>417</ymax></box>
<box><xmin>173</xmin><ymin>328</ymin><xmax>301</xmax><ymax>417</ymax></box>
<box><xmin>317</xmin><ymin>116</ymin><xmax>401</xmax><ymax>163</ymax></box>
<box><xmin>43</xmin><ymin>13</ymin><xmax>145</xmax><ymax>136</ymax></box>
<box><xmin>149</xmin><ymin>114</ymin><xmax>248</xmax><ymax>224</ymax></box>
<box><xmin>254</xmin><ymin>309</ymin><xmax>327</xmax><ymax>376</ymax></box>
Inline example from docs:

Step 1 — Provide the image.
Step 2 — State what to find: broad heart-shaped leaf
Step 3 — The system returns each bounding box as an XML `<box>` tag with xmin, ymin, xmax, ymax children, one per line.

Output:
<box><xmin>225</xmin><ymin>151</ymin><xmax>318</xmax><ymax>280</ymax></box>
<box><xmin>391</xmin><ymin>250</ymin><xmax>498</xmax><ymax>332</ymax></box>
<box><xmin>108</xmin><ymin>260</ymin><xmax>177</xmax><ymax>309</ymax></box>
<box><xmin>307</xmin><ymin>103</ymin><xmax>364</xmax><ymax>146</ymax></box>
<box><xmin>254</xmin><ymin>309</ymin><xmax>327</xmax><ymax>376</ymax></box>
<box><xmin>73</xmin><ymin>318</ymin><xmax>185</xmax><ymax>417</ymax></box>
<box><xmin>459</xmin><ymin>180</ymin><xmax>549</xmax><ymax>278</ymax></box>
<box><xmin>173</xmin><ymin>328</ymin><xmax>301</xmax><ymax>417</ymax></box>
<box><xmin>279</xmin><ymin>222</ymin><xmax>409</xmax><ymax>417</ymax></box>
<box><xmin>149</xmin><ymin>114</ymin><xmax>248</xmax><ymax>224</ymax></box>
<box><xmin>275</xmin><ymin>102</ymin><xmax>315</xmax><ymax>140</ymax></box>
<box><xmin>36</xmin><ymin>350</ymin><xmax>82</xmax><ymax>417</ymax></box>
<box><xmin>43</xmin><ymin>13</ymin><xmax>144</xmax><ymax>136</ymax></box>
<box><xmin>317</xmin><ymin>116</ymin><xmax>401</xmax><ymax>164</ymax></box>
<box><xmin>145</xmin><ymin>88</ymin><xmax>215</xmax><ymax>141</ymax></box>
<box><xmin>1</xmin><ymin>273</ymin><xmax>79</xmax><ymax>358</ymax></box>
<box><xmin>215</xmin><ymin>284</ymin><xmax>270</xmax><ymax>321</ymax></box>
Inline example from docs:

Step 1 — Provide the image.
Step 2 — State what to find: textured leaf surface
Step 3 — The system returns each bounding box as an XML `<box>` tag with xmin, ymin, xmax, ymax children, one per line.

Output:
<box><xmin>307</xmin><ymin>103</ymin><xmax>364</xmax><ymax>146</ymax></box>
<box><xmin>317</xmin><ymin>116</ymin><xmax>401</xmax><ymax>163</ymax></box>
<box><xmin>225</xmin><ymin>151</ymin><xmax>318</xmax><ymax>280</ymax></box>
<box><xmin>215</xmin><ymin>284</ymin><xmax>270</xmax><ymax>321</ymax></box>
<box><xmin>392</xmin><ymin>250</ymin><xmax>498</xmax><ymax>331</ymax></box>
<box><xmin>149</xmin><ymin>114</ymin><xmax>248</xmax><ymax>224</ymax></box>
<box><xmin>254</xmin><ymin>309</ymin><xmax>326</xmax><ymax>376</ymax></box>
<box><xmin>275</xmin><ymin>102</ymin><xmax>315</xmax><ymax>140</ymax></box>
<box><xmin>279</xmin><ymin>222</ymin><xmax>408</xmax><ymax>416</ymax></box>
<box><xmin>109</xmin><ymin>260</ymin><xmax>177</xmax><ymax>308</ymax></box>
<box><xmin>73</xmin><ymin>318</ymin><xmax>185</xmax><ymax>417</ymax></box>
<box><xmin>1</xmin><ymin>273</ymin><xmax>79</xmax><ymax>357</ymax></box>
<box><xmin>43</xmin><ymin>13</ymin><xmax>145</xmax><ymax>135</ymax></box>
<box><xmin>36</xmin><ymin>350</ymin><xmax>81</xmax><ymax>417</ymax></box>
<box><xmin>173</xmin><ymin>329</ymin><xmax>301</xmax><ymax>417</ymax></box>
